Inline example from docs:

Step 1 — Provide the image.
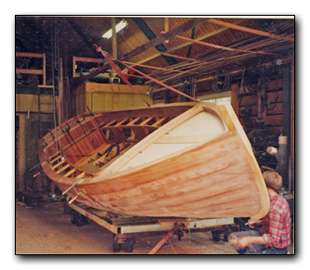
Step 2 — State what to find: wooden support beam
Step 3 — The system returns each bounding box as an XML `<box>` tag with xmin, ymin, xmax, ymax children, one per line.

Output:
<box><xmin>159</xmin><ymin>52</ymin><xmax>201</xmax><ymax>62</ymax></box>
<box><xmin>175</xmin><ymin>35</ymin><xmax>274</xmax><ymax>55</ymax></box>
<box><xmin>16</xmin><ymin>69</ymin><xmax>43</xmax><ymax>75</ymax></box>
<box><xmin>121</xmin><ymin>18</ymin><xmax>207</xmax><ymax>61</ymax></box>
<box><xmin>132</xmin><ymin>20</ymin><xmax>245</xmax><ymax>68</ymax></box>
<box><xmin>208</xmin><ymin>19</ymin><xmax>294</xmax><ymax>42</ymax></box>
<box><xmin>111</xmin><ymin>17</ymin><xmax>117</xmax><ymax>58</ymax></box>
<box><xmin>16</xmin><ymin>52</ymin><xmax>44</xmax><ymax>58</ymax></box>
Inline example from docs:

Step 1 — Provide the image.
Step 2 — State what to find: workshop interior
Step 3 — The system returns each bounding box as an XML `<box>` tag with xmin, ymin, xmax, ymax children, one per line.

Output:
<box><xmin>15</xmin><ymin>16</ymin><xmax>294</xmax><ymax>254</ymax></box>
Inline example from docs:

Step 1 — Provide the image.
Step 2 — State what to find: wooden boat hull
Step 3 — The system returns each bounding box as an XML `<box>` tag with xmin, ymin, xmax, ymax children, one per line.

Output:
<box><xmin>39</xmin><ymin>102</ymin><xmax>269</xmax><ymax>220</ymax></box>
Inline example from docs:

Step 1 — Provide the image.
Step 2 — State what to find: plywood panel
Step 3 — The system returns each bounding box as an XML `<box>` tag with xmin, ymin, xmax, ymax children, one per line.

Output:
<box><xmin>75</xmin><ymin>82</ymin><xmax>152</xmax><ymax>114</ymax></box>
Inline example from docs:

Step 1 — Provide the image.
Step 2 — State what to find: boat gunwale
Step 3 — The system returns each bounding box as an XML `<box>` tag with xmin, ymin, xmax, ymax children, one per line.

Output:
<box><xmin>39</xmin><ymin>102</ymin><xmax>222</xmax><ymax>184</ymax></box>
<box><xmin>38</xmin><ymin>102</ymin><xmax>270</xmax><ymax>220</ymax></box>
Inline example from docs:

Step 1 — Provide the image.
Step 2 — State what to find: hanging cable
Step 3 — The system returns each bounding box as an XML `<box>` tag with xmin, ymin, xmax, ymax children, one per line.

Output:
<box><xmin>94</xmin><ymin>44</ymin><xmax>199</xmax><ymax>103</ymax></box>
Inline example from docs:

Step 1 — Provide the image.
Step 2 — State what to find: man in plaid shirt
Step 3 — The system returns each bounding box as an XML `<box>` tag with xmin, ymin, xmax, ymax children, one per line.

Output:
<box><xmin>229</xmin><ymin>171</ymin><xmax>291</xmax><ymax>254</ymax></box>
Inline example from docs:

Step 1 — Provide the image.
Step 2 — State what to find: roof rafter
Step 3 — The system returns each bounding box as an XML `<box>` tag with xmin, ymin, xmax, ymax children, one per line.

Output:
<box><xmin>175</xmin><ymin>35</ymin><xmax>275</xmax><ymax>55</ymax></box>
<box><xmin>208</xmin><ymin>19</ymin><xmax>294</xmax><ymax>42</ymax></box>
<box><xmin>120</xmin><ymin>18</ymin><xmax>207</xmax><ymax>61</ymax></box>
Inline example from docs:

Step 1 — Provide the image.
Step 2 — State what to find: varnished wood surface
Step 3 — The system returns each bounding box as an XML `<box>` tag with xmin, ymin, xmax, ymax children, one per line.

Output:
<box><xmin>39</xmin><ymin>102</ymin><xmax>269</xmax><ymax>220</ymax></box>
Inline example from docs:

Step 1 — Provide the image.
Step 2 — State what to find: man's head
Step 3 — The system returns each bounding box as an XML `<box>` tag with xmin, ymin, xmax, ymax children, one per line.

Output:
<box><xmin>263</xmin><ymin>171</ymin><xmax>282</xmax><ymax>191</ymax></box>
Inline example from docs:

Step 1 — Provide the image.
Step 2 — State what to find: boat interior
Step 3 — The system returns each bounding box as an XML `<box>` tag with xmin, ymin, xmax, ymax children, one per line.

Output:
<box><xmin>41</xmin><ymin>105</ymin><xmax>194</xmax><ymax>178</ymax></box>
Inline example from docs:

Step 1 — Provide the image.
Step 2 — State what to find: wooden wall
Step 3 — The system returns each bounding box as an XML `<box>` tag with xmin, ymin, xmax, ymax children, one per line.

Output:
<box><xmin>234</xmin><ymin>78</ymin><xmax>284</xmax><ymax>136</ymax></box>
<box><xmin>16</xmin><ymin>94</ymin><xmax>57</xmax><ymax>191</ymax></box>
<box><xmin>75</xmin><ymin>82</ymin><xmax>153</xmax><ymax>114</ymax></box>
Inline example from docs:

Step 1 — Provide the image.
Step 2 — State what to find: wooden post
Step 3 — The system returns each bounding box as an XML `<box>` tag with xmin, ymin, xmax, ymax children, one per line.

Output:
<box><xmin>111</xmin><ymin>18</ymin><xmax>117</xmax><ymax>58</ymax></box>
<box><xmin>164</xmin><ymin>17</ymin><xmax>169</xmax><ymax>44</ymax></box>
<box><xmin>17</xmin><ymin>114</ymin><xmax>26</xmax><ymax>190</ymax></box>
<box><xmin>230</xmin><ymin>83</ymin><xmax>239</xmax><ymax>116</ymax></box>
<box><xmin>290</xmin><ymin>62</ymin><xmax>294</xmax><ymax>193</ymax></box>
<box><xmin>58</xmin><ymin>57</ymin><xmax>64</xmax><ymax>124</ymax></box>
<box><xmin>43</xmin><ymin>53</ymin><xmax>46</xmax><ymax>85</ymax></box>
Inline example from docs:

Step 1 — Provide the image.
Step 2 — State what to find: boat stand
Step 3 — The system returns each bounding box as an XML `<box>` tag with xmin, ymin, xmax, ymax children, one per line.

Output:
<box><xmin>68</xmin><ymin>201</ymin><xmax>234</xmax><ymax>253</ymax></box>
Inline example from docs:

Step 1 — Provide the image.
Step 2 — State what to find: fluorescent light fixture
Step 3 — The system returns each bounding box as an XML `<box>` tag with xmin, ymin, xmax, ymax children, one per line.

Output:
<box><xmin>102</xmin><ymin>19</ymin><xmax>128</xmax><ymax>39</ymax></box>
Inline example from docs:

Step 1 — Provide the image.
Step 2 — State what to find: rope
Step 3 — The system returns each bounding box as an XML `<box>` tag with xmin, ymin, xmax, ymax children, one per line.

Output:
<box><xmin>94</xmin><ymin>44</ymin><xmax>150</xmax><ymax>107</ymax></box>
<box><xmin>94</xmin><ymin>44</ymin><xmax>199</xmax><ymax>104</ymax></box>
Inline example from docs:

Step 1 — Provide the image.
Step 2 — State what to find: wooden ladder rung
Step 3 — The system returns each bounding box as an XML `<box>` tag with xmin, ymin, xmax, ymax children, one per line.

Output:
<box><xmin>56</xmin><ymin>163</ymin><xmax>70</xmax><ymax>174</ymax></box>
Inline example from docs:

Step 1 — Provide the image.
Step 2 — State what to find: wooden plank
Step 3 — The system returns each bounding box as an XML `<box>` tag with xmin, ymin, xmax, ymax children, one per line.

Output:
<box><xmin>159</xmin><ymin>52</ymin><xmax>201</xmax><ymax>62</ymax></box>
<box><xmin>266</xmin><ymin>114</ymin><xmax>283</xmax><ymax>126</ymax></box>
<box><xmin>152</xmin><ymin>117</ymin><xmax>168</xmax><ymax>127</ymax></box>
<box><xmin>16</xmin><ymin>52</ymin><xmax>44</xmax><ymax>58</ymax></box>
<box><xmin>52</xmin><ymin>158</ymin><xmax>66</xmax><ymax>169</ymax></box>
<box><xmin>121</xmin><ymin>18</ymin><xmax>207</xmax><ymax>60</ymax></box>
<box><xmin>140</xmin><ymin>116</ymin><xmax>154</xmax><ymax>126</ymax></box>
<box><xmin>16</xmin><ymin>68</ymin><xmax>43</xmax><ymax>75</ymax></box>
<box><xmin>56</xmin><ymin>163</ymin><xmax>70</xmax><ymax>174</ymax></box>
<box><xmin>63</xmin><ymin>168</ymin><xmax>76</xmax><ymax>177</ymax></box>
<box><xmin>74</xmin><ymin>56</ymin><xmax>106</xmax><ymax>63</ymax></box>
<box><xmin>127</xmin><ymin>117</ymin><xmax>141</xmax><ymax>125</ymax></box>
<box><xmin>175</xmin><ymin>35</ymin><xmax>274</xmax><ymax>55</ymax></box>
<box><xmin>208</xmin><ymin>19</ymin><xmax>294</xmax><ymax>42</ymax></box>
<box><xmin>216</xmin><ymin>103</ymin><xmax>270</xmax><ymax>220</ymax></box>
<box><xmin>134</xmin><ymin>20</ymin><xmax>244</xmax><ymax>68</ymax></box>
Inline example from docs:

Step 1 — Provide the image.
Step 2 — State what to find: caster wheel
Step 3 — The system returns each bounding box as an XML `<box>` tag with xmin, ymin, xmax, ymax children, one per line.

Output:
<box><xmin>123</xmin><ymin>238</ymin><xmax>134</xmax><ymax>253</ymax></box>
<box><xmin>113</xmin><ymin>239</ymin><xmax>121</xmax><ymax>252</ymax></box>
<box><xmin>212</xmin><ymin>231</ymin><xmax>221</xmax><ymax>242</ymax></box>
<box><xmin>71</xmin><ymin>211</ymin><xmax>80</xmax><ymax>225</ymax></box>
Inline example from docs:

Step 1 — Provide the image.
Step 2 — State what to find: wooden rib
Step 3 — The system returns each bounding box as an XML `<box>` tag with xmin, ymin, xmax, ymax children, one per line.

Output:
<box><xmin>152</xmin><ymin>117</ymin><xmax>168</xmax><ymax>127</ymax></box>
<box><xmin>75</xmin><ymin>172</ymin><xmax>85</xmax><ymax>179</ymax></box>
<box><xmin>52</xmin><ymin>159</ymin><xmax>66</xmax><ymax>169</ymax></box>
<box><xmin>140</xmin><ymin>116</ymin><xmax>154</xmax><ymax>126</ymax></box>
<box><xmin>115</xmin><ymin>118</ymin><xmax>129</xmax><ymax>127</ymax></box>
<box><xmin>56</xmin><ymin>164</ymin><xmax>70</xmax><ymax>174</ymax></box>
<box><xmin>103</xmin><ymin>120</ymin><xmax>116</xmax><ymax>127</ymax></box>
<box><xmin>75</xmin><ymin>143</ymin><xmax>112</xmax><ymax>167</ymax></box>
<box><xmin>208</xmin><ymin>18</ymin><xmax>294</xmax><ymax>42</ymax></box>
<box><xmin>175</xmin><ymin>35</ymin><xmax>275</xmax><ymax>55</ymax></box>
<box><xmin>63</xmin><ymin>168</ymin><xmax>77</xmax><ymax>177</ymax></box>
<box><xmin>50</xmin><ymin>154</ymin><xmax>62</xmax><ymax>164</ymax></box>
<box><xmin>128</xmin><ymin>117</ymin><xmax>141</xmax><ymax>125</ymax></box>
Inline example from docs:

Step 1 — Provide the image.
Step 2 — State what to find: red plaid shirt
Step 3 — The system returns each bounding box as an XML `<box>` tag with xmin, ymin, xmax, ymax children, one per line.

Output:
<box><xmin>260</xmin><ymin>194</ymin><xmax>291</xmax><ymax>248</ymax></box>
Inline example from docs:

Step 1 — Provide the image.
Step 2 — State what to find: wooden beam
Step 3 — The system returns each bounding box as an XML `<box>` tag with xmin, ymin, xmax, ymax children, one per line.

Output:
<box><xmin>132</xmin><ymin>19</ymin><xmax>245</xmax><ymax>68</ymax></box>
<box><xmin>111</xmin><ymin>17</ymin><xmax>117</xmax><ymax>58</ymax></box>
<box><xmin>175</xmin><ymin>35</ymin><xmax>274</xmax><ymax>55</ymax></box>
<box><xmin>121</xmin><ymin>18</ymin><xmax>207</xmax><ymax>61</ymax></box>
<box><xmin>159</xmin><ymin>52</ymin><xmax>201</xmax><ymax>62</ymax></box>
<box><xmin>16</xmin><ymin>69</ymin><xmax>43</xmax><ymax>75</ymax></box>
<box><xmin>16</xmin><ymin>52</ymin><xmax>44</xmax><ymax>58</ymax></box>
<box><xmin>208</xmin><ymin>19</ymin><xmax>294</xmax><ymax>42</ymax></box>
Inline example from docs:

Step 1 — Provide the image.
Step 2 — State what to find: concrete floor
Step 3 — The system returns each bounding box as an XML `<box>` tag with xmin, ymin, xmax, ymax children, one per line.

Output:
<box><xmin>16</xmin><ymin>198</ymin><xmax>238</xmax><ymax>255</ymax></box>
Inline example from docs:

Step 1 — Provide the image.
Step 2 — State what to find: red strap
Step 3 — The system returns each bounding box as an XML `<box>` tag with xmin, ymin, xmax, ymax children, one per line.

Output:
<box><xmin>95</xmin><ymin>45</ymin><xmax>150</xmax><ymax>107</ymax></box>
<box><xmin>94</xmin><ymin>44</ymin><xmax>198</xmax><ymax>103</ymax></box>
